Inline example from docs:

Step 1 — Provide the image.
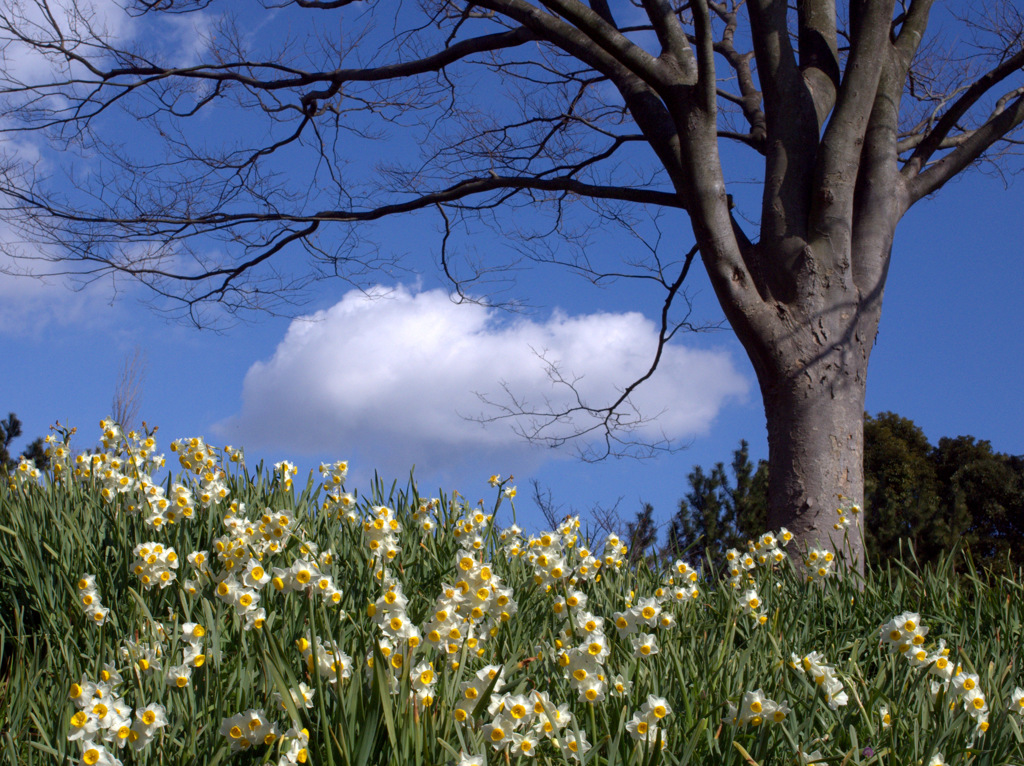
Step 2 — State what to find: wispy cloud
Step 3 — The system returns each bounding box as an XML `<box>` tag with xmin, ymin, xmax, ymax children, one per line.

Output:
<box><xmin>0</xmin><ymin>0</ymin><xmax>137</xmax><ymax>84</ymax></box>
<box><xmin>0</xmin><ymin>240</ymin><xmax>126</xmax><ymax>338</ymax></box>
<box><xmin>217</xmin><ymin>285</ymin><xmax>749</xmax><ymax>480</ymax></box>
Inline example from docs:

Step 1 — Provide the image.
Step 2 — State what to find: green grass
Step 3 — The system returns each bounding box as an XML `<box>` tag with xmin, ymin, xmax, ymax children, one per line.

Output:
<box><xmin>1</xmin><ymin>426</ymin><xmax>1022</xmax><ymax>766</ymax></box>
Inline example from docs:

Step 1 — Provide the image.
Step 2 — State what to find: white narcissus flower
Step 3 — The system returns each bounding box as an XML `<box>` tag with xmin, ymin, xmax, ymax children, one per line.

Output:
<box><xmin>625</xmin><ymin>713</ymin><xmax>660</xmax><ymax>744</ymax></box>
<box><xmin>78</xmin><ymin>742</ymin><xmax>123</xmax><ymax>766</ymax></box>
<box><xmin>483</xmin><ymin>714</ymin><xmax>514</xmax><ymax>749</ymax></box>
<box><xmin>1010</xmin><ymin>687</ymin><xmax>1024</xmax><ymax>714</ymax></box>
<box><xmin>641</xmin><ymin>694</ymin><xmax>672</xmax><ymax>721</ymax></box>
<box><xmin>796</xmin><ymin>748</ymin><xmax>826</xmax><ymax>766</ymax></box>
<box><xmin>165</xmin><ymin>664</ymin><xmax>191</xmax><ymax>689</ymax></box>
<box><xmin>631</xmin><ymin>633</ymin><xmax>659</xmax><ymax>658</ymax></box>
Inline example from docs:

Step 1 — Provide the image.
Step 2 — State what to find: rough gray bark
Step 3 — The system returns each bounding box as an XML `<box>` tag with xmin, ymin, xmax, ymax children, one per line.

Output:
<box><xmin>1</xmin><ymin>0</ymin><xmax>1023</xmax><ymax>566</ymax></box>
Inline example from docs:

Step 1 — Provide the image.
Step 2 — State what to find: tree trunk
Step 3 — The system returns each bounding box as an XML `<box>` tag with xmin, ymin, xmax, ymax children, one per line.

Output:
<box><xmin>760</xmin><ymin>351</ymin><xmax>868</xmax><ymax>570</ymax></box>
<box><xmin>713</xmin><ymin>237</ymin><xmax>886</xmax><ymax>573</ymax></box>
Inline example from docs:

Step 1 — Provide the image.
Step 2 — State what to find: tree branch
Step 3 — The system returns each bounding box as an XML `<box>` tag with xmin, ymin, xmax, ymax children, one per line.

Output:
<box><xmin>906</xmin><ymin>90</ymin><xmax>1024</xmax><ymax>203</ymax></box>
<box><xmin>470</xmin><ymin>244</ymin><xmax>700</xmax><ymax>460</ymax></box>
<box><xmin>901</xmin><ymin>46</ymin><xmax>1024</xmax><ymax>182</ymax></box>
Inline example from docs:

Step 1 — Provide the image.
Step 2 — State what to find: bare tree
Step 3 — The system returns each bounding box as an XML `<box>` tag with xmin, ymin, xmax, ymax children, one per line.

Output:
<box><xmin>531</xmin><ymin>479</ymin><xmax>565</xmax><ymax>530</ymax></box>
<box><xmin>110</xmin><ymin>346</ymin><xmax>148</xmax><ymax>434</ymax></box>
<box><xmin>1</xmin><ymin>0</ymin><xmax>1022</xmax><ymax>566</ymax></box>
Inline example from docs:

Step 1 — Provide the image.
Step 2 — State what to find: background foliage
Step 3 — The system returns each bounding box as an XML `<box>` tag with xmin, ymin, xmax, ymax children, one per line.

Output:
<box><xmin>655</xmin><ymin>413</ymin><xmax>1024</xmax><ymax>574</ymax></box>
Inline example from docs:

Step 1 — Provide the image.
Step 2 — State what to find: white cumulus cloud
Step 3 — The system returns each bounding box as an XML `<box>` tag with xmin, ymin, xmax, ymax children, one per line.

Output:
<box><xmin>217</xmin><ymin>285</ymin><xmax>749</xmax><ymax>480</ymax></box>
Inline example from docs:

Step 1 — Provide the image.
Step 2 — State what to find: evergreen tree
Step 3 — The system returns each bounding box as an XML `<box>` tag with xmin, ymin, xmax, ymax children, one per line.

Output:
<box><xmin>0</xmin><ymin>412</ymin><xmax>21</xmax><ymax>470</ymax></box>
<box><xmin>863</xmin><ymin>412</ymin><xmax>942</xmax><ymax>563</ymax></box>
<box><xmin>626</xmin><ymin>503</ymin><xmax>659</xmax><ymax>566</ymax></box>
<box><xmin>931</xmin><ymin>436</ymin><xmax>1024</xmax><ymax>571</ymax></box>
<box><xmin>730</xmin><ymin>443</ymin><xmax>769</xmax><ymax>547</ymax></box>
<box><xmin>0</xmin><ymin>412</ymin><xmax>50</xmax><ymax>473</ymax></box>
<box><xmin>663</xmin><ymin>441</ymin><xmax>767</xmax><ymax>566</ymax></box>
<box><xmin>857</xmin><ymin>414</ymin><xmax>1023</xmax><ymax>570</ymax></box>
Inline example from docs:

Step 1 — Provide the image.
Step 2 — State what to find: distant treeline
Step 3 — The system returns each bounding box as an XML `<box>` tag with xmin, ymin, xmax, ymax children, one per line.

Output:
<box><xmin>0</xmin><ymin>413</ymin><xmax>47</xmax><ymax>474</ymax></box>
<box><xmin>626</xmin><ymin>412</ymin><xmax>1024</xmax><ymax>572</ymax></box>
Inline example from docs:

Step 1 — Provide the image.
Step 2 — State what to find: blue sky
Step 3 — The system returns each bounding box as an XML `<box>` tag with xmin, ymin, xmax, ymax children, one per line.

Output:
<box><xmin>2</xmin><ymin>1</ymin><xmax>1022</xmax><ymax>537</ymax></box>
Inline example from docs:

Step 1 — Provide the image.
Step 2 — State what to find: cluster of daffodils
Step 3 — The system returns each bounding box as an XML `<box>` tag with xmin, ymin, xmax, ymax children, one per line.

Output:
<box><xmin>504</xmin><ymin>516</ymin><xmax>602</xmax><ymax>588</ymax></box>
<box><xmin>42</xmin><ymin>429</ymin><xmax>74</xmax><ymax>480</ymax></box>
<box><xmin>219</xmin><ymin>708</ymin><xmax>309</xmax><ymax>765</ymax></box>
<box><xmin>456</xmin><ymin>668</ymin><xmax>589</xmax><ymax>761</ymax></box>
<box><xmin>600</xmin><ymin>532</ymin><xmax>628</xmax><ymax>571</ymax></box>
<box><xmin>802</xmin><ymin>546</ymin><xmax>837</xmax><ymax>581</ymax></box>
<box><xmin>79</xmin><ymin>422</ymin><xmax>167</xmax><ymax>512</ymax></box>
<box><xmin>320</xmin><ymin>460</ymin><xmax>357</xmax><ymax>522</ymax></box>
<box><xmin>166</xmin><ymin>435</ymin><xmax>231</xmax><ymax>517</ymax></box>
<box><xmin>451</xmin><ymin>502</ymin><xmax>494</xmax><ymax>552</ymax></box>
<box><xmin>526</xmin><ymin>528</ymin><xmax>575</xmax><ymax>586</ymax></box>
<box><xmin>360</xmin><ymin>504</ymin><xmax>402</xmax><ymax>574</ymax></box>
<box><xmin>501</xmin><ymin>518</ymin><xmax>607</xmax><ymax>579</ymax></box>
<box><xmin>612</xmin><ymin>597</ymin><xmax>659</xmax><ymax>658</ymax></box>
<box><xmin>452</xmin><ymin>664</ymin><xmax>504</xmax><ymax>723</ymax></box>
<box><xmin>159</xmin><ymin>622</ymin><xmax>205</xmax><ymax>688</ymax></box>
<box><xmin>273</xmin><ymin>460</ymin><xmax>299</xmax><ymax>492</ymax></box>
<box><xmin>799</xmin><ymin>499</ymin><xmax>861</xmax><ymax>579</ymax></box>
<box><xmin>788</xmin><ymin>651</ymin><xmax>848</xmax><ymax>710</ymax></box>
<box><xmin>370</xmin><ymin>577</ymin><xmax>422</xmax><ymax>652</ymax></box>
<box><xmin>422</xmin><ymin>548</ymin><xmax>516</xmax><ymax>662</ymax></box>
<box><xmin>322</xmin><ymin>488</ymin><xmax>358</xmax><ymax>522</ymax></box>
<box><xmin>168</xmin><ymin>430</ymin><xmax>217</xmax><ymax>473</ymax></box>
<box><xmin>135</xmin><ymin>481</ymin><xmax>191</xmax><ymax>528</ymax></box>
<box><xmin>272</xmin><ymin>547</ymin><xmax>343</xmax><ymax>605</ymax></box>
<box><xmin>191</xmin><ymin>505</ymin><xmax>343</xmax><ymax>629</ymax></box>
<box><xmin>496</xmin><ymin>521</ymin><xmax>523</xmax><ymax>555</ymax></box>
<box><xmin>68</xmin><ymin>670</ymin><xmax>167</xmax><ymax>766</ymax></box>
<box><xmin>881</xmin><ymin>612</ymin><xmax>990</xmax><ymax>734</ymax></box>
<box><xmin>319</xmin><ymin>459</ymin><xmax>348</xmax><ymax>489</ymax></box>
<box><xmin>164</xmin><ymin>622</ymin><xmax>207</xmax><ymax>690</ymax></box>
<box><xmin>556</xmin><ymin>607</ymin><xmax>612</xmax><ymax>703</ymax></box>
<box><xmin>298</xmin><ymin>633</ymin><xmax>353</xmax><ymax>685</ymax></box>
<box><xmin>667</xmin><ymin>558</ymin><xmax>702</xmax><ymax>596</ymax></box>
<box><xmin>726</xmin><ymin>688</ymin><xmax>790</xmax><ymax>727</ymax></box>
<box><xmin>8</xmin><ymin>456</ymin><xmax>43</xmax><ymax>489</ymax></box>
<box><xmin>625</xmin><ymin>695</ymin><xmax>673</xmax><ymax>746</ymax></box>
<box><xmin>121</xmin><ymin>629</ymin><xmax>165</xmax><ymax>675</ymax></box>
<box><xmin>131</xmin><ymin>543</ymin><xmax>179</xmax><ymax>591</ymax></box>
<box><xmin>832</xmin><ymin>496</ymin><xmax>862</xmax><ymax>532</ymax></box>
<box><xmin>76</xmin><ymin>574</ymin><xmax>110</xmax><ymax>626</ymax></box>
<box><xmin>366</xmin><ymin>573</ymin><xmax>442</xmax><ymax>704</ymax></box>
<box><xmin>737</xmin><ymin>583</ymin><xmax>768</xmax><ymax>626</ymax></box>
<box><xmin>607</xmin><ymin>564</ymin><xmax>700</xmax><ymax>663</ymax></box>
<box><xmin>80</xmin><ymin>453</ymin><xmax>135</xmax><ymax>505</ymax></box>
<box><xmin>412</xmin><ymin>496</ymin><xmax>439</xmax><ymax>533</ymax></box>
<box><xmin>720</xmin><ymin>530</ymin><xmax>791</xmax><ymax>624</ymax></box>
<box><xmin>723</xmin><ymin>528</ymin><xmax>792</xmax><ymax>587</ymax></box>
<box><xmin>65</xmin><ymin>422</ymin><xmax>234</xmax><ymax>533</ymax></box>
